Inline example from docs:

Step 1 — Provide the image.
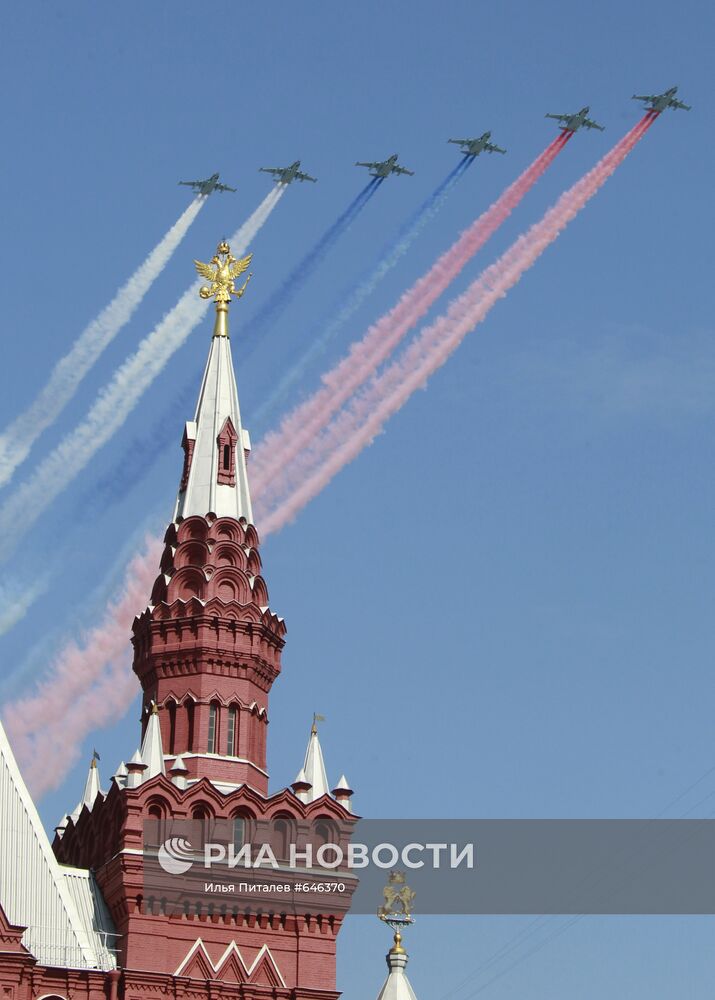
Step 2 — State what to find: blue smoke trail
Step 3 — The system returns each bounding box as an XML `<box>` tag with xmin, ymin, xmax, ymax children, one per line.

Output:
<box><xmin>245</xmin><ymin>178</ymin><xmax>382</xmax><ymax>344</ymax></box>
<box><xmin>78</xmin><ymin>383</ymin><xmax>194</xmax><ymax>517</ymax></box>
<box><xmin>251</xmin><ymin>157</ymin><xmax>472</xmax><ymax>429</ymax></box>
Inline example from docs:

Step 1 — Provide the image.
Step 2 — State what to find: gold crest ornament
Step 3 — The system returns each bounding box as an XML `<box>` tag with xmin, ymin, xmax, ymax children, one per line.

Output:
<box><xmin>194</xmin><ymin>241</ymin><xmax>253</xmax><ymax>337</ymax></box>
<box><xmin>378</xmin><ymin>870</ymin><xmax>416</xmax><ymax>921</ymax></box>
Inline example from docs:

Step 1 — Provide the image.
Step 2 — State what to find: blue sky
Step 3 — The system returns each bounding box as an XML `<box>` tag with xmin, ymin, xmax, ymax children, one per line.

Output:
<box><xmin>1</xmin><ymin>0</ymin><xmax>714</xmax><ymax>996</ymax></box>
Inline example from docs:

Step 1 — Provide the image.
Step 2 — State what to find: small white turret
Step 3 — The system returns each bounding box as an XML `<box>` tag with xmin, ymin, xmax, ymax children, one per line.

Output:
<box><xmin>300</xmin><ymin>715</ymin><xmax>329</xmax><ymax>802</ymax></box>
<box><xmin>291</xmin><ymin>767</ymin><xmax>312</xmax><ymax>804</ymax></box>
<box><xmin>140</xmin><ymin>702</ymin><xmax>165</xmax><ymax>779</ymax></box>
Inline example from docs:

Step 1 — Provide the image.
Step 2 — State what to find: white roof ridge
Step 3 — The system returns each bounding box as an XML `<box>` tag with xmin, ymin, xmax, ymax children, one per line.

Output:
<box><xmin>0</xmin><ymin>719</ymin><xmax>99</xmax><ymax>967</ymax></box>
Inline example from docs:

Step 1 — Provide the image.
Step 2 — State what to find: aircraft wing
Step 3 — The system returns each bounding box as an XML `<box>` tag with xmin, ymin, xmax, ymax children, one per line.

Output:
<box><xmin>356</xmin><ymin>161</ymin><xmax>380</xmax><ymax>168</ymax></box>
<box><xmin>632</xmin><ymin>94</ymin><xmax>656</xmax><ymax>103</ymax></box>
<box><xmin>486</xmin><ymin>142</ymin><xmax>507</xmax><ymax>154</ymax></box>
<box><xmin>259</xmin><ymin>167</ymin><xmax>282</xmax><ymax>175</ymax></box>
<box><xmin>448</xmin><ymin>138</ymin><xmax>470</xmax><ymax>145</ymax></box>
<box><xmin>583</xmin><ymin>119</ymin><xmax>605</xmax><ymax>131</ymax></box>
<box><xmin>393</xmin><ymin>165</ymin><xmax>415</xmax><ymax>176</ymax></box>
<box><xmin>672</xmin><ymin>98</ymin><xmax>692</xmax><ymax>110</ymax></box>
<box><xmin>214</xmin><ymin>183</ymin><xmax>237</xmax><ymax>193</ymax></box>
<box><xmin>296</xmin><ymin>171</ymin><xmax>317</xmax><ymax>183</ymax></box>
<box><xmin>178</xmin><ymin>180</ymin><xmax>201</xmax><ymax>187</ymax></box>
<box><xmin>545</xmin><ymin>113</ymin><xmax>568</xmax><ymax>122</ymax></box>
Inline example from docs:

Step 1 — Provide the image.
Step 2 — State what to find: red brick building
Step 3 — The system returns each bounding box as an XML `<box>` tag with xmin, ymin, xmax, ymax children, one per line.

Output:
<box><xmin>0</xmin><ymin>244</ymin><xmax>358</xmax><ymax>1000</ymax></box>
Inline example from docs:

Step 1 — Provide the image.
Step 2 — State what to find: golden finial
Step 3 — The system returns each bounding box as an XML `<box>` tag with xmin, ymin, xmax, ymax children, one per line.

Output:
<box><xmin>194</xmin><ymin>241</ymin><xmax>253</xmax><ymax>338</ymax></box>
<box><xmin>378</xmin><ymin>870</ymin><xmax>415</xmax><ymax>956</ymax></box>
<box><xmin>390</xmin><ymin>930</ymin><xmax>406</xmax><ymax>955</ymax></box>
<box><xmin>311</xmin><ymin>712</ymin><xmax>326</xmax><ymax>736</ymax></box>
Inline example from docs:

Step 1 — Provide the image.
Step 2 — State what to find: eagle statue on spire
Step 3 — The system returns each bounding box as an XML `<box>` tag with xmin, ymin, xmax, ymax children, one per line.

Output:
<box><xmin>194</xmin><ymin>241</ymin><xmax>253</xmax><ymax>303</ymax></box>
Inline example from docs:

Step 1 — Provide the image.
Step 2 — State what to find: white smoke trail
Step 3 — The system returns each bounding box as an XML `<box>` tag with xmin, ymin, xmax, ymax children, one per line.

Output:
<box><xmin>0</xmin><ymin>187</ymin><xmax>285</xmax><ymax>562</ymax></box>
<box><xmin>0</xmin><ymin>197</ymin><xmax>206</xmax><ymax>489</ymax></box>
<box><xmin>0</xmin><ymin>577</ymin><xmax>50</xmax><ymax>635</ymax></box>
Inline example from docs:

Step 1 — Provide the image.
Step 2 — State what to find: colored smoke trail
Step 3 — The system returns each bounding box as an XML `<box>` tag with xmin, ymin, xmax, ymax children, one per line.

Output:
<box><xmin>2</xmin><ymin>537</ymin><xmax>161</xmax><ymax>796</ymax></box>
<box><xmin>0</xmin><ymin>186</ymin><xmax>285</xmax><ymax>563</ymax></box>
<box><xmin>246</xmin><ymin>179</ymin><xmax>382</xmax><ymax>344</ymax></box>
<box><xmin>2</xmin><ymin>118</ymin><xmax>656</xmax><ymax>795</ymax></box>
<box><xmin>258</xmin><ymin>116</ymin><xmax>656</xmax><ymax>534</ymax></box>
<box><xmin>250</xmin><ymin>136</ymin><xmax>569</xmax><ymax>506</ymax></box>
<box><xmin>0</xmin><ymin>197</ymin><xmax>206</xmax><ymax>490</ymax></box>
<box><xmin>253</xmin><ymin>158</ymin><xmax>473</xmax><ymax>425</ymax></box>
<box><xmin>0</xmin><ymin>577</ymin><xmax>50</xmax><ymax>637</ymax></box>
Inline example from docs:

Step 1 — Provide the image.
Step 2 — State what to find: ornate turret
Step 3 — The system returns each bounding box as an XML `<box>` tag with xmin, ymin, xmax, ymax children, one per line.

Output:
<box><xmin>50</xmin><ymin>244</ymin><xmax>355</xmax><ymax>997</ymax></box>
<box><xmin>131</xmin><ymin>242</ymin><xmax>286</xmax><ymax>794</ymax></box>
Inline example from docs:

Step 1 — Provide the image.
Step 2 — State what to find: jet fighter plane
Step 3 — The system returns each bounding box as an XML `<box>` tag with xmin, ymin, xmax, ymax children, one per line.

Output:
<box><xmin>178</xmin><ymin>173</ymin><xmax>236</xmax><ymax>195</ymax></box>
<box><xmin>355</xmin><ymin>153</ymin><xmax>414</xmax><ymax>178</ymax></box>
<box><xmin>632</xmin><ymin>86</ymin><xmax>691</xmax><ymax>113</ymax></box>
<box><xmin>448</xmin><ymin>131</ymin><xmax>506</xmax><ymax>157</ymax></box>
<box><xmin>545</xmin><ymin>106</ymin><xmax>605</xmax><ymax>133</ymax></box>
<box><xmin>259</xmin><ymin>160</ymin><xmax>317</xmax><ymax>184</ymax></box>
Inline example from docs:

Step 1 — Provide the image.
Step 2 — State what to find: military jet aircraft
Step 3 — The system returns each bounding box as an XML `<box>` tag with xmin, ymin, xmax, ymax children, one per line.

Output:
<box><xmin>355</xmin><ymin>153</ymin><xmax>414</xmax><ymax>178</ymax></box>
<box><xmin>178</xmin><ymin>173</ymin><xmax>236</xmax><ymax>195</ymax></box>
<box><xmin>545</xmin><ymin>106</ymin><xmax>605</xmax><ymax>133</ymax></box>
<box><xmin>632</xmin><ymin>86</ymin><xmax>691</xmax><ymax>113</ymax></box>
<box><xmin>448</xmin><ymin>131</ymin><xmax>507</xmax><ymax>157</ymax></box>
<box><xmin>259</xmin><ymin>160</ymin><xmax>317</xmax><ymax>185</ymax></box>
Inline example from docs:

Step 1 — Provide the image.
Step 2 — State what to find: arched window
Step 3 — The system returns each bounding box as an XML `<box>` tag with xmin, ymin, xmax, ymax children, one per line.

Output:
<box><xmin>232</xmin><ymin>816</ymin><xmax>245</xmax><ymax>853</ymax></box>
<box><xmin>192</xmin><ymin>806</ymin><xmax>213</xmax><ymax>847</ymax></box>
<box><xmin>273</xmin><ymin>818</ymin><xmax>290</xmax><ymax>861</ymax></box>
<box><xmin>226</xmin><ymin>705</ymin><xmax>239</xmax><ymax>756</ymax></box>
<box><xmin>207</xmin><ymin>701</ymin><xmax>220</xmax><ymax>754</ymax></box>
<box><xmin>186</xmin><ymin>701</ymin><xmax>195</xmax><ymax>753</ymax></box>
<box><xmin>315</xmin><ymin>821</ymin><xmax>333</xmax><ymax>847</ymax></box>
<box><xmin>167</xmin><ymin>700</ymin><xmax>177</xmax><ymax>755</ymax></box>
<box><xmin>216</xmin><ymin>418</ymin><xmax>238</xmax><ymax>486</ymax></box>
<box><xmin>147</xmin><ymin>802</ymin><xmax>166</xmax><ymax>846</ymax></box>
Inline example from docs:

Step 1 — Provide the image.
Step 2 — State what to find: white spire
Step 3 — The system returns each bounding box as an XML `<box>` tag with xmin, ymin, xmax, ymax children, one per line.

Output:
<box><xmin>140</xmin><ymin>703</ymin><xmax>165</xmax><ymax>779</ymax></box>
<box><xmin>174</xmin><ymin>323</ymin><xmax>252</xmax><ymax>522</ymax></box>
<box><xmin>301</xmin><ymin>718</ymin><xmax>329</xmax><ymax>802</ymax></box>
<box><xmin>81</xmin><ymin>755</ymin><xmax>102</xmax><ymax>808</ymax></box>
<box><xmin>376</xmin><ymin>949</ymin><xmax>420</xmax><ymax>1000</ymax></box>
<box><xmin>69</xmin><ymin>753</ymin><xmax>102</xmax><ymax>821</ymax></box>
<box><xmin>113</xmin><ymin>761</ymin><xmax>128</xmax><ymax>787</ymax></box>
<box><xmin>332</xmin><ymin>773</ymin><xmax>354</xmax><ymax>812</ymax></box>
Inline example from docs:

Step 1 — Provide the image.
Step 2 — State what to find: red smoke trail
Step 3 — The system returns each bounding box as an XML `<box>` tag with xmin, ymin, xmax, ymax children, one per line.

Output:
<box><xmin>250</xmin><ymin>135</ymin><xmax>570</xmax><ymax>505</ymax></box>
<box><xmin>258</xmin><ymin>115</ymin><xmax>656</xmax><ymax>535</ymax></box>
<box><xmin>2</xmin><ymin>538</ymin><xmax>161</xmax><ymax>796</ymax></box>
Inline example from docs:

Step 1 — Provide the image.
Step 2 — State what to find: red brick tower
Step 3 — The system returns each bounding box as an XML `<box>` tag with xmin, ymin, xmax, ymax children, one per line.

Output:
<box><xmin>52</xmin><ymin>242</ymin><xmax>355</xmax><ymax>1000</ymax></box>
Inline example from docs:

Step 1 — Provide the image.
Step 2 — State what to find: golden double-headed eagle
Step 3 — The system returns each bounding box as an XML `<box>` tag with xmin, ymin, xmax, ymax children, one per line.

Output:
<box><xmin>194</xmin><ymin>241</ymin><xmax>253</xmax><ymax>304</ymax></box>
<box><xmin>378</xmin><ymin>871</ymin><xmax>416</xmax><ymax>920</ymax></box>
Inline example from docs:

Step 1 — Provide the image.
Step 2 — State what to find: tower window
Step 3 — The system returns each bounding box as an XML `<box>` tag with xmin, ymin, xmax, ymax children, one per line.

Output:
<box><xmin>186</xmin><ymin>701</ymin><xmax>195</xmax><ymax>753</ymax></box>
<box><xmin>207</xmin><ymin>702</ymin><xmax>219</xmax><ymax>754</ymax></box>
<box><xmin>216</xmin><ymin>417</ymin><xmax>238</xmax><ymax>486</ymax></box>
<box><xmin>167</xmin><ymin>700</ymin><xmax>177</xmax><ymax>755</ymax></box>
<box><xmin>232</xmin><ymin>816</ymin><xmax>245</xmax><ymax>852</ymax></box>
<box><xmin>227</xmin><ymin>705</ymin><xmax>239</xmax><ymax>756</ymax></box>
